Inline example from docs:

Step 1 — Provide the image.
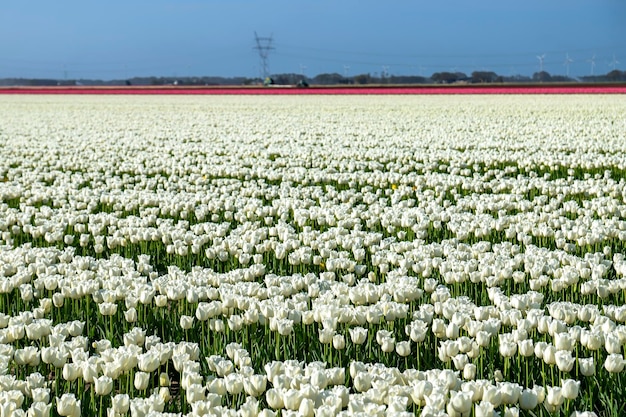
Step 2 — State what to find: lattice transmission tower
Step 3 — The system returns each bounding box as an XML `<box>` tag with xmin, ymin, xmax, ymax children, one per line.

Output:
<box><xmin>253</xmin><ymin>32</ymin><xmax>274</xmax><ymax>80</ymax></box>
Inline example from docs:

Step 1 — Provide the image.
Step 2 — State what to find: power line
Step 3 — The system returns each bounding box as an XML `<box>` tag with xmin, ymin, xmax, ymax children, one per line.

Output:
<box><xmin>253</xmin><ymin>32</ymin><xmax>274</xmax><ymax>79</ymax></box>
<box><xmin>274</xmin><ymin>42</ymin><xmax>626</xmax><ymax>60</ymax></box>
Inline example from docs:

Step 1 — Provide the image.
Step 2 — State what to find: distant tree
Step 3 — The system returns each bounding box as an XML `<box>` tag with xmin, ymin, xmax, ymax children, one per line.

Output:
<box><xmin>32</xmin><ymin>79</ymin><xmax>58</xmax><ymax>86</ymax></box>
<box><xmin>353</xmin><ymin>74</ymin><xmax>371</xmax><ymax>84</ymax></box>
<box><xmin>471</xmin><ymin>71</ymin><xmax>499</xmax><ymax>83</ymax></box>
<box><xmin>271</xmin><ymin>73</ymin><xmax>308</xmax><ymax>85</ymax></box>
<box><xmin>388</xmin><ymin>75</ymin><xmax>429</xmax><ymax>84</ymax></box>
<box><xmin>504</xmin><ymin>74</ymin><xmax>532</xmax><ymax>83</ymax></box>
<box><xmin>242</xmin><ymin>78</ymin><xmax>258</xmax><ymax>85</ymax></box>
<box><xmin>532</xmin><ymin>71</ymin><xmax>552</xmax><ymax>82</ymax></box>
<box><xmin>454</xmin><ymin>72</ymin><xmax>468</xmax><ymax>81</ymax></box>
<box><xmin>431</xmin><ymin>72</ymin><xmax>467</xmax><ymax>83</ymax></box>
<box><xmin>606</xmin><ymin>70</ymin><xmax>625</xmax><ymax>82</ymax></box>
<box><xmin>313</xmin><ymin>73</ymin><xmax>343</xmax><ymax>85</ymax></box>
<box><xmin>550</xmin><ymin>75</ymin><xmax>573</xmax><ymax>82</ymax></box>
<box><xmin>431</xmin><ymin>72</ymin><xmax>450</xmax><ymax>83</ymax></box>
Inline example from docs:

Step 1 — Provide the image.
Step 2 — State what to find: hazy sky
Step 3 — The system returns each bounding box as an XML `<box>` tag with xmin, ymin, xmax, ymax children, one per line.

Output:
<box><xmin>1</xmin><ymin>0</ymin><xmax>624</xmax><ymax>80</ymax></box>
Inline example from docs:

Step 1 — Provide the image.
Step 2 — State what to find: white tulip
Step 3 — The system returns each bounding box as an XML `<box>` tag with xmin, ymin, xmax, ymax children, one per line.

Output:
<box><xmin>134</xmin><ymin>371</ymin><xmax>150</xmax><ymax>391</ymax></box>
<box><xmin>518</xmin><ymin>388</ymin><xmax>538</xmax><ymax>410</ymax></box>
<box><xmin>561</xmin><ymin>378</ymin><xmax>580</xmax><ymax>400</ymax></box>
<box><xmin>94</xmin><ymin>375</ymin><xmax>113</xmax><ymax>396</ymax></box>
<box><xmin>578</xmin><ymin>357</ymin><xmax>596</xmax><ymax>377</ymax></box>
<box><xmin>605</xmin><ymin>353</ymin><xmax>625</xmax><ymax>373</ymax></box>
<box><xmin>56</xmin><ymin>393</ymin><xmax>80</xmax><ymax>417</ymax></box>
<box><xmin>349</xmin><ymin>327</ymin><xmax>367</xmax><ymax>345</ymax></box>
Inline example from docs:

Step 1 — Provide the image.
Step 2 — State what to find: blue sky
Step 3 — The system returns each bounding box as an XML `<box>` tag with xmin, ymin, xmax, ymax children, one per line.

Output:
<box><xmin>1</xmin><ymin>0</ymin><xmax>624</xmax><ymax>80</ymax></box>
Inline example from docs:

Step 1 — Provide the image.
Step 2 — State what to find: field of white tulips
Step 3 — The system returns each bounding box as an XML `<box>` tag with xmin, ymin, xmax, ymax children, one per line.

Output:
<box><xmin>1</xmin><ymin>93</ymin><xmax>626</xmax><ymax>417</ymax></box>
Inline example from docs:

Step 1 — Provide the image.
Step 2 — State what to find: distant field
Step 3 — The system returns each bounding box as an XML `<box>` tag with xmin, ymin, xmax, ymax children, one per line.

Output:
<box><xmin>1</xmin><ymin>84</ymin><xmax>625</xmax><ymax>95</ymax></box>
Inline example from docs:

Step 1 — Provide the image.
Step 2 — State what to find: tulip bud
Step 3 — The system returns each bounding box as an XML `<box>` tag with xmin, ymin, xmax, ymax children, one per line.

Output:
<box><xmin>332</xmin><ymin>334</ymin><xmax>346</xmax><ymax>350</ymax></box>
<box><xmin>542</xmin><ymin>344</ymin><xmax>556</xmax><ymax>365</ymax></box>
<box><xmin>463</xmin><ymin>363</ymin><xmax>476</xmax><ymax>380</ymax></box>
<box><xmin>62</xmin><ymin>363</ymin><xmax>81</xmax><ymax>382</ymax></box>
<box><xmin>52</xmin><ymin>293</ymin><xmax>64</xmax><ymax>308</ymax></box>
<box><xmin>158</xmin><ymin>372</ymin><xmax>170</xmax><ymax>387</ymax></box>
<box><xmin>134</xmin><ymin>372</ymin><xmax>150</xmax><ymax>391</ymax></box>
<box><xmin>124</xmin><ymin>308</ymin><xmax>137</xmax><ymax>323</ymax></box>
<box><xmin>158</xmin><ymin>387</ymin><xmax>171</xmax><ymax>403</ymax></box>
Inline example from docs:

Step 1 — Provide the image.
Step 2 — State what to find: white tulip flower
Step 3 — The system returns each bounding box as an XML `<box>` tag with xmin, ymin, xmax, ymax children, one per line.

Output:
<box><xmin>56</xmin><ymin>393</ymin><xmax>80</xmax><ymax>417</ymax></box>
<box><xmin>94</xmin><ymin>375</ymin><xmax>113</xmax><ymax>396</ymax></box>
<box><xmin>134</xmin><ymin>371</ymin><xmax>150</xmax><ymax>391</ymax></box>
<box><xmin>604</xmin><ymin>353</ymin><xmax>625</xmax><ymax>373</ymax></box>
<box><xmin>578</xmin><ymin>357</ymin><xmax>596</xmax><ymax>377</ymax></box>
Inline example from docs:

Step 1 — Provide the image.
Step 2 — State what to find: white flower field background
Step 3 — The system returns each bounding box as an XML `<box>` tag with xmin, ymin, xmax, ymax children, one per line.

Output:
<box><xmin>1</xmin><ymin>94</ymin><xmax>626</xmax><ymax>417</ymax></box>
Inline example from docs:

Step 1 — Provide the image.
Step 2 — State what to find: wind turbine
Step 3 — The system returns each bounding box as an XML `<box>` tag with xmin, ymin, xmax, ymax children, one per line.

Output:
<box><xmin>300</xmin><ymin>64</ymin><xmax>307</xmax><ymax>77</ymax></box>
<box><xmin>563</xmin><ymin>53</ymin><xmax>573</xmax><ymax>77</ymax></box>
<box><xmin>343</xmin><ymin>65</ymin><xmax>350</xmax><ymax>78</ymax></box>
<box><xmin>381</xmin><ymin>65</ymin><xmax>389</xmax><ymax>78</ymax></box>
<box><xmin>609</xmin><ymin>54</ymin><xmax>620</xmax><ymax>71</ymax></box>
<box><xmin>537</xmin><ymin>54</ymin><xmax>546</xmax><ymax>72</ymax></box>
<box><xmin>586</xmin><ymin>54</ymin><xmax>596</xmax><ymax>76</ymax></box>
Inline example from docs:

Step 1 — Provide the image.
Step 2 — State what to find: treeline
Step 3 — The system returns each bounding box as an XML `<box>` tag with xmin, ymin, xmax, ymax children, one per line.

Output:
<box><xmin>0</xmin><ymin>76</ymin><xmax>251</xmax><ymax>87</ymax></box>
<box><xmin>1</xmin><ymin>70</ymin><xmax>625</xmax><ymax>86</ymax></box>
